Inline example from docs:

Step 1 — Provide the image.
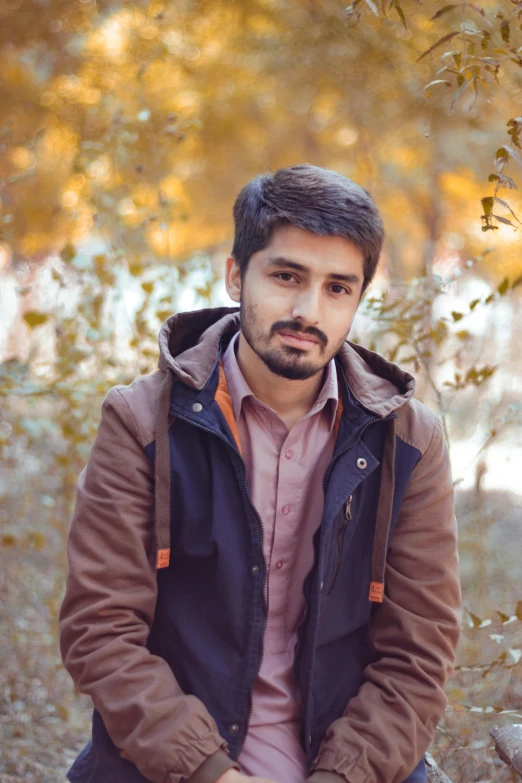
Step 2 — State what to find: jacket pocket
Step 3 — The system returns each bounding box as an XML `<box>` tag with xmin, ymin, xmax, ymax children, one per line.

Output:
<box><xmin>326</xmin><ymin>495</ymin><xmax>353</xmax><ymax>596</ymax></box>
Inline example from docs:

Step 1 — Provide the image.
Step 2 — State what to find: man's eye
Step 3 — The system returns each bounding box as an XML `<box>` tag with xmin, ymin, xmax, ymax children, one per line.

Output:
<box><xmin>331</xmin><ymin>284</ymin><xmax>349</xmax><ymax>295</ymax></box>
<box><xmin>275</xmin><ymin>273</ymin><xmax>295</xmax><ymax>282</ymax></box>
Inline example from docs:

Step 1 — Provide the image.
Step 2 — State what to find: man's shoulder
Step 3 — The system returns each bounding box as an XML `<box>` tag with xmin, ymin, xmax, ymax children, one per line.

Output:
<box><xmin>394</xmin><ymin>397</ymin><xmax>443</xmax><ymax>458</ymax></box>
<box><xmin>105</xmin><ymin>370</ymin><xmax>165</xmax><ymax>449</ymax></box>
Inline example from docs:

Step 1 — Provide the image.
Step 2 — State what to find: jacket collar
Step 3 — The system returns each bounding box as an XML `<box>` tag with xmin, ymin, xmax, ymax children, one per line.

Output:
<box><xmin>157</xmin><ymin>307</ymin><xmax>416</xmax><ymax>417</ymax></box>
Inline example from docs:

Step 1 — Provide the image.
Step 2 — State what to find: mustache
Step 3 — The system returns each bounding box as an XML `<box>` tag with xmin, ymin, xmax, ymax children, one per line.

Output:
<box><xmin>270</xmin><ymin>320</ymin><xmax>328</xmax><ymax>349</ymax></box>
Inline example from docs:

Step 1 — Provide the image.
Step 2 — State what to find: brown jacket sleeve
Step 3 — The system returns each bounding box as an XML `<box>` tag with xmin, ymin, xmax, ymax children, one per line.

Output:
<box><xmin>59</xmin><ymin>386</ymin><xmax>238</xmax><ymax>783</ymax></box>
<box><xmin>307</xmin><ymin>412</ymin><xmax>462</xmax><ymax>783</ymax></box>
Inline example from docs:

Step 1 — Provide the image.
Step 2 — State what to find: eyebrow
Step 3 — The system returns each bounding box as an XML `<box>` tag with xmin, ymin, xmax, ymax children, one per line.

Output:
<box><xmin>266</xmin><ymin>256</ymin><xmax>362</xmax><ymax>285</ymax></box>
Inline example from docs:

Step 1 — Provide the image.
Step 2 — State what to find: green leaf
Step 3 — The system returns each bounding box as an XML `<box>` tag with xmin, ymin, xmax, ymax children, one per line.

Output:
<box><xmin>141</xmin><ymin>281</ymin><xmax>154</xmax><ymax>294</ymax></box>
<box><xmin>93</xmin><ymin>253</ymin><xmax>108</xmax><ymax>271</ymax></box>
<box><xmin>451</xmin><ymin>311</ymin><xmax>464</xmax><ymax>322</ymax></box>
<box><xmin>464</xmin><ymin>365</ymin><xmax>496</xmax><ymax>386</ymax></box>
<box><xmin>440</xmin><ymin>49</ymin><xmax>460</xmax><ymax>62</ymax></box>
<box><xmin>24</xmin><ymin>311</ymin><xmax>49</xmax><ymax>328</ymax></box>
<box><xmin>495</xmin><ymin>147</ymin><xmax>509</xmax><ymax>165</ymax></box>
<box><xmin>468</xmin><ymin>3</ymin><xmax>486</xmax><ymax>17</ymax></box>
<box><xmin>451</xmin><ymin>75</ymin><xmax>474</xmax><ymax>113</ymax></box>
<box><xmin>344</xmin><ymin>2</ymin><xmax>361</xmax><ymax>20</ymax></box>
<box><xmin>430</xmin><ymin>4</ymin><xmax>458</xmax><ymax>21</ymax></box>
<box><xmin>481</xmin><ymin>196</ymin><xmax>494</xmax><ymax>216</ymax></box>
<box><xmin>391</xmin><ymin>0</ymin><xmax>408</xmax><ymax>29</ymax></box>
<box><xmin>417</xmin><ymin>31</ymin><xmax>460</xmax><ymax>62</ymax></box>
<box><xmin>498</xmin><ymin>173</ymin><xmax>518</xmax><ymax>190</ymax></box>
<box><xmin>363</xmin><ymin>0</ymin><xmax>379</xmax><ymax>16</ymax></box>
<box><xmin>493</xmin><ymin>214</ymin><xmax>516</xmax><ymax>227</ymax></box>
<box><xmin>469</xmin><ymin>298</ymin><xmax>480</xmax><ymax>310</ymax></box>
<box><xmin>497</xmin><ymin>277</ymin><xmax>509</xmax><ymax>295</ymax></box>
<box><xmin>494</xmin><ymin>196</ymin><xmax>522</xmax><ymax>224</ymax></box>
<box><xmin>480</xmin><ymin>30</ymin><xmax>491</xmax><ymax>51</ymax></box>
<box><xmin>156</xmin><ymin>310</ymin><xmax>172</xmax><ymax>322</ymax></box>
<box><xmin>60</xmin><ymin>242</ymin><xmax>76</xmax><ymax>263</ymax></box>
<box><xmin>468</xmin><ymin>609</ymin><xmax>483</xmax><ymax>628</ymax></box>
<box><xmin>423</xmin><ymin>79</ymin><xmax>451</xmax><ymax>91</ymax></box>
<box><xmin>500</xmin><ymin>19</ymin><xmax>510</xmax><ymax>43</ymax></box>
<box><xmin>507</xmin><ymin>117</ymin><xmax>522</xmax><ymax>149</ymax></box>
<box><xmin>503</xmin><ymin>145</ymin><xmax>522</xmax><ymax>167</ymax></box>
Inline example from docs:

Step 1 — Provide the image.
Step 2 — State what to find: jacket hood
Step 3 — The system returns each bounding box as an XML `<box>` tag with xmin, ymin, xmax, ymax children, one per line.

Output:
<box><xmin>157</xmin><ymin>306</ymin><xmax>416</xmax><ymax>418</ymax></box>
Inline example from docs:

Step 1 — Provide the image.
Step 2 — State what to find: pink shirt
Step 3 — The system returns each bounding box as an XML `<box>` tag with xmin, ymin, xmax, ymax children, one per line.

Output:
<box><xmin>222</xmin><ymin>333</ymin><xmax>339</xmax><ymax>783</ymax></box>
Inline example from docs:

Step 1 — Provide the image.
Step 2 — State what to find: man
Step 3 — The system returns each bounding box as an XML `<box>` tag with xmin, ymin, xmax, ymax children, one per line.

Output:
<box><xmin>59</xmin><ymin>164</ymin><xmax>461</xmax><ymax>783</ymax></box>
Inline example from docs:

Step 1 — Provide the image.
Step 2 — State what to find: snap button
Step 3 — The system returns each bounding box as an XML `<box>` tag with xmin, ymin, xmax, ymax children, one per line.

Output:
<box><xmin>356</xmin><ymin>457</ymin><xmax>368</xmax><ymax>470</ymax></box>
<box><xmin>230</xmin><ymin>723</ymin><xmax>239</xmax><ymax>733</ymax></box>
<box><xmin>275</xmin><ymin>559</ymin><xmax>284</xmax><ymax>569</ymax></box>
<box><xmin>192</xmin><ymin>402</ymin><xmax>203</xmax><ymax>413</ymax></box>
<box><xmin>252</xmin><ymin>565</ymin><xmax>259</xmax><ymax>574</ymax></box>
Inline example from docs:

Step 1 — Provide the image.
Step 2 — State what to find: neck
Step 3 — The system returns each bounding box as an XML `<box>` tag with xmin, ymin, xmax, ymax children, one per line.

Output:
<box><xmin>235</xmin><ymin>332</ymin><xmax>325</xmax><ymax>418</ymax></box>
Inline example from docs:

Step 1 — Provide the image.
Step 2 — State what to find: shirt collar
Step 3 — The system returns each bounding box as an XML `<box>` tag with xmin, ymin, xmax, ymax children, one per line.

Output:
<box><xmin>221</xmin><ymin>331</ymin><xmax>339</xmax><ymax>430</ymax></box>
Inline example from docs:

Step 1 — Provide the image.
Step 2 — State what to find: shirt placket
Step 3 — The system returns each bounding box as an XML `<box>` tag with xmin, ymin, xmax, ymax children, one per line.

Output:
<box><xmin>265</xmin><ymin>421</ymin><xmax>304</xmax><ymax>655</ymax></box>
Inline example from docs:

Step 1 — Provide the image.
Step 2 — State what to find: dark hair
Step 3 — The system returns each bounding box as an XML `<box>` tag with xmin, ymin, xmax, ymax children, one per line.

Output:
<box><xmin>231</xmin><ymin>164</ymin><xmax>385</xmax><ymax>293</ymax></box>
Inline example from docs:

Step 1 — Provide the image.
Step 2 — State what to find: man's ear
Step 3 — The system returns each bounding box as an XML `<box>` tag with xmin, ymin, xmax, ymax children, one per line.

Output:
<box><xmin>225</xmin><ymin>255</ymin><xmax>241</xmax><ymax>303</ymax></box>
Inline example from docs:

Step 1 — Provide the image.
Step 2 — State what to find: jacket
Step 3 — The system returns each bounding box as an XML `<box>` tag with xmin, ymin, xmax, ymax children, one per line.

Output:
<box><xmin>59</xmin><ymin>306</ymin><xmax>461</xmax><ymax>783</ymax></box>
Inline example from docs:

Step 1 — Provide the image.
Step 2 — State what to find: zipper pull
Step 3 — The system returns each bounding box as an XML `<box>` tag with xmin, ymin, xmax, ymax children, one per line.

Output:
<box><xmin>345</xmin><ymin>494</ymin><xmax>353</xmax><ymax>522</ymax></box>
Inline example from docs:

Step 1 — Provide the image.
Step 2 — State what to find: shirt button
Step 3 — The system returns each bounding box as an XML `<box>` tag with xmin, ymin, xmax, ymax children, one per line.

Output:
<box><xmin>192</xmin><ymin>402</ymin><xmax>203</xmax><ymax>413</ymax></box>
<box><xmin>229</xmin><ymin>724</ymin><xmax>239</xmax><ymax>733</ymax></box>
<box><xmin>276</xmin><ymin>559</ymin><xmax>284</xmax><ymax>569</ymax></box>
<box><xmin>282</xmin><ymin>505</ymin><xmax>290</xmax><ymax>515</ymax></box>
<box><xmin>356</xmin><ymin>457</ymin><xmax>368</xmax><ymax>470</ymax></box>
<box><xmin>251</xmin><ymin>565</ymin><xmax>260</xmax><ymax>574</ymax></box>
<box><xmin>285</xmin><ymin>449</ymin><xmax>294</xmax><ymax>460</ymax></box>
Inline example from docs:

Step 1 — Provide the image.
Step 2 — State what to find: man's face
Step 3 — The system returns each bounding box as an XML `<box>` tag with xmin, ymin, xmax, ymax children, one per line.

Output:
<box><xmin>226</xmin><ymin>224</ymin><xmax>366</xmax><ymax>380</ymax></box>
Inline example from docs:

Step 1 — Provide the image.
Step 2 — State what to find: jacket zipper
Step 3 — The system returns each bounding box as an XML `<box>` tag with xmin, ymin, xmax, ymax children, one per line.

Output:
<box><xmin>293</xmin><ymin>413</ymin><xmax>395</xmax><ymax>691</ymax></box>
<box><xmin>168</xmin><ymin>408</ymin><xmax>267</xmax><ymax>756</ymax></box>
<box><xmin>326</xmin><ymin>494</ymin><xmax>352</xmax><ymax>596</ymax></box>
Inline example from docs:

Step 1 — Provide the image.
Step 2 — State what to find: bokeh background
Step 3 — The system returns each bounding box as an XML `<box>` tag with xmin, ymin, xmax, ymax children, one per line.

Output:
<box><xmin>0</xmin><ymin>1</ymin><xmax>521</xmax><ymax>781</ymax></box>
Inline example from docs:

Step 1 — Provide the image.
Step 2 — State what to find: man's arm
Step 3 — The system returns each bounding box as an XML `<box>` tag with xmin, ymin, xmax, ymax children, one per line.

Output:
<box><xmin>307</xmin><ymin>414</ymin><xmax>462</xmax><ymax>783</ymax></box>
<box><xmin>59</xmin><ymin>385</ymin><xmax>239</xmax><ymax>783</ymax></box>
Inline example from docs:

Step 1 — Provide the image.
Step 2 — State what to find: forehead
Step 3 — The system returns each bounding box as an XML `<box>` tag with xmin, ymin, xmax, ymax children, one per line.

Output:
<box><xmin>255</xmin><ymin>224</ymin><xmax>364</xmax><ymax>277</ymax></box>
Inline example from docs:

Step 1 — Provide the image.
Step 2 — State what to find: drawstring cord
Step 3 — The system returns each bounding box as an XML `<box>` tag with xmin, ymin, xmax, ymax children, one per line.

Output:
<box><xmin>369</xmin><ymin>416</ymin><xmax>397</xmax><ymax>602</ymax></box>
<box><xmin>155</xmin><ymin>367</ymin><xmax>174</xmax><ymax>569</ymax></box>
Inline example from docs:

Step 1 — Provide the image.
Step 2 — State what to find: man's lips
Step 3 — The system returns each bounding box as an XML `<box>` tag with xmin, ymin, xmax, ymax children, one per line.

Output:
<box><xmin>278</xmin><ymin>331</ymin><xmax>320</xmax><ymax>347</ymax></box>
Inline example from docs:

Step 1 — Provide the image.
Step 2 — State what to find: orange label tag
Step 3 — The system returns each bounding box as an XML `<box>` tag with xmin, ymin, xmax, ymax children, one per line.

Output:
<box><xmin>369</xmin><ymin>581</ymin><xmax>384</xmax><ymax>603</ymax></box>
<box><xmin>157</xmin><ymin>548</ymin><xmax>170</xmax><ymax>569</ymax></box>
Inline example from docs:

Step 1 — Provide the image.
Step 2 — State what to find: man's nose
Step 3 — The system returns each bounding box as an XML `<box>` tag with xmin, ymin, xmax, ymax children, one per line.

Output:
<box><xmin>291</xmin><ymin>287</ymin><xmax>321</xmax><ymax>325</ymax></box>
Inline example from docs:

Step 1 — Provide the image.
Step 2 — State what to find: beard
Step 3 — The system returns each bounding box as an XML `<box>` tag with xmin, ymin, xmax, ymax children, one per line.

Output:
<box><xmin>239</xmin><ymin>296</ymin><xmax>345</xmax><ymax>381</ymax></box>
